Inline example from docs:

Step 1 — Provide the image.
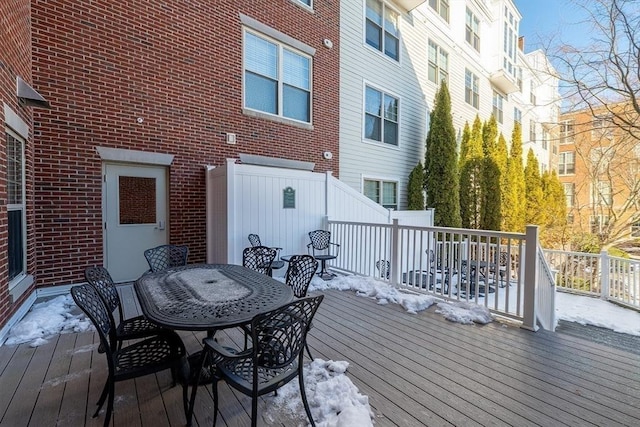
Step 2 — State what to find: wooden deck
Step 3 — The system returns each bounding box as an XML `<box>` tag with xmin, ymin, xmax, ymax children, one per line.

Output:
<box><xmin>1</xmin><ymin>286</ymin><xmax>640</xmax><ymax>426</ymax></box>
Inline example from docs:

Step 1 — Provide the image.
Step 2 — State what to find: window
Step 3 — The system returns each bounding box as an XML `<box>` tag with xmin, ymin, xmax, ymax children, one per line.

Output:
<box><xmin>364</xmin><ymin>85</ymin><xmax>399</xmax><ymax>145</ymax></box>
<box><xmin>492</xmin><ymin>91</ymin><xmax>504</xmax><ymax>123</ymax></box>
<box><xmin>517</xmin><ymin>67</ymin><xmax>523</xmax><ymax>91</ymax></box>
<box><xmin>503</xmin><ymin>7</ymin><xmax>518</xmax><ymax>78</ymax></box>
<box><xmin>563</xmin><ymin>183</ymin><xmax>575</xmax><ymax>207</ymax></box>
<box><xmin>558</xmin><ymin>152</ymin><xmax>575</xmax><ymax>175</ymax></box>
<box><xmin>364</xmin><ymin>179</ymin><xmax>398</xmax><ymax>209</ymax></box>
<box><xmin>514</xmin><ymin>107</ymin><xmax>522</xmax><ymax>124</ymax></box>
<box><xmin>465</xmin><ymin>8</ymin><xmax>480</xmax><ymax>51</ymax></box>
<box><xmin>243</xmin><ymin>30</ymin><xmax>311</xmax><ymax>123</ymax></box>
<box><xmin>567</xmin><ymin>213</ymin><xmax>574</xmax><ymax>224</ymax></box>
<box><xmin>590</xmin><ymin>215</ymin><xmax>610</xmax><ymax>234</ymax></box>
<box><xmin>365</xmin><ymin>0</ymin><xmax>399</xmax><ymax>61</ymax></box>
<box><xmin>529</xmin><ymin>81</ymin><xmax>537</xmax><ymax>105</ymax></box>
<box><xmin>631</xmin><ymin>222</ymin><xmax>640</xmax><ymax>237</ymax></box>
<box><xmin>592</xmin><ymin>181</ymin><xmax>612</xmax><ymax>206</ymax></box>
<box><xmin>592</xmin><ymin>116</ymin><xmax>613</xmax><ymax>140</ymax></box>
<box><xmin>428</xmin><ymin>40</ymin><xmax>449</xmax><ymax>84</ymax></box>
<box><xmin>529</xmin><ymin>120</ymin><xmax>537</xmax><ymax>142</ymax></box>
<box><xmin>465</xmin><ymin>69</ymin><xmax>479</xmax><ymax>108</ymax></box>
<box><xmin>7</xmin><ymin>130</ymin><xmax>26</xmax><ymax>282</ymax></box>
<box><xmin>295</xmin><ymin>0</ymin><xmax>311</xmax><ymax>6</ymax></box>
<box><xmin>590</xmin><ymin>147</ymin><xmax>614</xmax><ymax>175</ymax></box>
<box><xmin>559</xmin><ymin>120</ymin><xmax>574</xmax><ymax>144</ymax></box>
<box><xmin>429</xmin><ymin>0</ymin><xmax>450</xmax><ymax>22</ymax></box>
<box><xmin>542</xmin><ymin>130</ymin><xmax>549</xmax><ymax>150</ymax></box>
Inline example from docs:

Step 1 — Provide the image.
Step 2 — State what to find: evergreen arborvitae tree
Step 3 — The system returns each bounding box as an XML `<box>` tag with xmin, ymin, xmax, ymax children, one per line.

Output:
<box><xmin>407</xmin><ymin>162</ymin><xmax>425</xmax><ymax>210</ymax></box>
<box><xmin>496</xmin><ymin>133</ymin><xmax>509</xmax><ymax>226</ymax></box>
<box><xmin>502</xmin><ymin>123</ymin><xmax>526</xmax><ymax>232</ymax></box>
<box><xmin>541</xmin><ymin>170</ymin><xmax>568</xmax><ymax>247</ymax></box>
<box><xmin>480</xmin><ymin>115</ymin><xmax>501</xmax><ymax>230</ymax></box>
<box><xmin>458</xmin><ymin>122</ymin><xmax>471</xmax><ymax>168</ymax></box>
<box><xmin>425</xmin><ymin>82</ymin><xmax>461</xmax><ymax>227</ymax></box>
<box><xmin>459</xmin><ymin>116</ymin><xmax>483</xmax><ymax>229</ymax></box>
<box><xmin>524</xmin><ymin>148</ymin><xmax>546</xmax><ymax>226</ymax></box>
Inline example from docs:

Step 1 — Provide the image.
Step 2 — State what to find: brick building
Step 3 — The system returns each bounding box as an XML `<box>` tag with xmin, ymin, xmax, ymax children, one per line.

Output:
<box><xmin>0</xmin><ymin>0</ymin><xmax>339</xmax><ymax>329</ymax></box>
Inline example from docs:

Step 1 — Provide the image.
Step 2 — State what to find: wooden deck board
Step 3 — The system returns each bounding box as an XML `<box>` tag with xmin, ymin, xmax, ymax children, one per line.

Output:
<box><xmin>1</xmin><ymin>286</ymin><xmax>640</xmax><ymax>426</ymax></box>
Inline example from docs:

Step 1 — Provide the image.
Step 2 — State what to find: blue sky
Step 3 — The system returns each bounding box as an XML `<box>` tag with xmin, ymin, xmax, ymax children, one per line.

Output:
<box><xmin>513</xmin><ymin>0</ymin><xmax>587</xmax><ymax>52</ymax></box>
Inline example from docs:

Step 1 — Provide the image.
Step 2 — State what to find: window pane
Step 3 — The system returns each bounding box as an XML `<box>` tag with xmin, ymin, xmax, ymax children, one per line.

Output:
<box><xmin>382</xmin><ymin>182</ymin><xmax>397</xmax><ymax>206</ymax></box>
<box><xmin>383</xmin><ymin>94</ymin><xmax>398</xmax><ymax>122</ymax></box>
<box><xmin>384</xmin><ymin>120</ymin><xmax>398</xmax><ymax>145</ymax></box>
<box><xmin>364</xmin><ymin>180</ymin><xmax>380</xmax><ymax>202</ymax></box>
<box><xmin>366</xmin><ymin>0</ymin><xmax>382</xmax><ymax>25</ymax></box>
<box><xmin>283</xmin><ymin>49</ymin><xmax>310</xmax><ymax>90</ymax></box>
<box><xmin>365</xmin><ymin>114</ymin><xmax>381</xmax><ymax>141</ymax></box>
<box><xmin>7</xmin><ymin>133</ymin><xmax>23</xmax><ymax>205</ymax></box>
<box><xmin>119</xmin><ymin>176</ymin><xmax>156</xmax><ymax>224</ymax></box>
<box><xmin>245</xmin><ymin>33</ymin><xmax>277</xmax><ymax>79</ymax></box>
<box><xmin>384</xmin><ymin>7</ymin><xmax>399</xmax><ymax>37</ymax></box>
<box><xmin>384</xmin><ymin>32</ymin><xmax>399</xmax><ymax>60</ymax></box>
<box><xmin>8</xmin><ymin>209</ymin><xmax>23</xmax><ymax>281</ymax></box>
<box><xmin>245</xmin><ymin>72</ymin><xmax>277</xmax><ymax>114</ymax></box>
<box><xmin>283</xmin><ymin>85</ymin><xmax>310</xmax><ymax>122</ymax></box>
<box><xmin>365</xmin><ymin>87</ymin><xmax>382</xmax><ymax>116</ymax></box>
<box><xmin>365</xmin><ymin>20</ymin><xmax>382</xmax><ymax>50</ymax></box>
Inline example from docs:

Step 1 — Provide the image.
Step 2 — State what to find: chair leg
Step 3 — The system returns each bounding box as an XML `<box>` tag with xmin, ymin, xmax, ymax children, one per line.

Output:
<box><xmin>299</xmin><ymin>368</ymin><xmax>315</xmax><ymax>427</ymax></box>
<box><xmin>94</xmin><ymin>380</ymin><xmax>109</xmax><ymax>417</ymax></box>
<box><xmin>103</xmin><ymin>382</ymin><xmax>115</xmax><ymax>427</ymax></box>
<box><xmin>212</xmin><ymin>380</ymin><xmax>219</xmax><ymax>427</ymax></box>
<box><xmin>305</xmin><ymin>342</ymin><xmax>313</xmax><ymax>360</ymax></box>
<box><xmin>251</xmin><ymin>394</ymin><xmax>258</xmax><ymax>427</ymax></box>
<box><xmin>187</xmin><ymin>350</ymin><xmax>209</xmax><ymax>426</ymax></box>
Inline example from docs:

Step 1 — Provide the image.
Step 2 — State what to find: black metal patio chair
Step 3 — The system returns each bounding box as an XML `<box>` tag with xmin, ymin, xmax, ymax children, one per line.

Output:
<box><xmin>190</xmin><ymin>295</ymin><xmax>324</xmax><ymax>427</ymax></box>
<box><xmin>71</xmin><ymin>284</ymin><xmax>189</xmax><ymax>427</ymax></box>
<box><xmin>376</xmin><ymin>259</ymin><xmax>390</xmax><ymax>279</ymax></box>
<box><xmin>242</xmin><ymin>245</ymin><xmax>277</xmax><ymax>276</ymax></box>
<box><xmin>247</xmin><ymin>233</ymin><xmax>285</xmax><ymax>276</ymax></box>
<box><xmin>143</xmin><ymin>244</ymin><xmax>189</xmax><ymax>273</ymax></box>
<box><xmin>84</xmin><ymin>266</ymin><xmax>167</xmax><ymax>351</ymax></box>
<box><xmin>307</xmin><ymin>230</ymin><xmax>340</xmax><ymax>279</ymax></box>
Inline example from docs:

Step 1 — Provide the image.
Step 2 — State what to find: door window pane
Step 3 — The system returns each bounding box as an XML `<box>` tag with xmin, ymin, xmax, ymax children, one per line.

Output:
<box><xmin>119</xmin><ymin>176</ymin><xmax>156</xmax><ymax>224</ymax></box>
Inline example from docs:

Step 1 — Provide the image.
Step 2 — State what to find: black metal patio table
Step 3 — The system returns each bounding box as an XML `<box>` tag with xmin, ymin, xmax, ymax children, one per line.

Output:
<box><xmin>135</xmin><ymin>263</ymin><xmax>293</xmax><ymax>331</ymax></box>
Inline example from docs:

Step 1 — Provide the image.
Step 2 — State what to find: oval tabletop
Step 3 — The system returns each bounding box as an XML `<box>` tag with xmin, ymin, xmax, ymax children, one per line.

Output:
<box><xmin>135</xmin><ymin>264</ymin><xmax>294</xmax><ymax>331</ymax></box>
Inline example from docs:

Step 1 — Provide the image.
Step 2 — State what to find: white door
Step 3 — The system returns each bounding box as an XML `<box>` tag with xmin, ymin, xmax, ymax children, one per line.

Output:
<box><xmin>104</xmin><ymin>163</ymin><xmax>168</xmax><ymax>282</ymax></box>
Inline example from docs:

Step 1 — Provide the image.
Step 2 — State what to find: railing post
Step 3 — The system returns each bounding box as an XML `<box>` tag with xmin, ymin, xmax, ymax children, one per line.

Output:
<box><xmin>522</xmin><ymin>225</ymin><xmax>539</xmax><ymax>332</ymax></box>
<box><xmin>390</xmin><ymin>219</ymin><xmax>399</xmax><ymax>286</ymax></box>
<box><xmin>600</xmin><ymin>249</ymin><xmax>609</xmax><ymax>300</ymax></box>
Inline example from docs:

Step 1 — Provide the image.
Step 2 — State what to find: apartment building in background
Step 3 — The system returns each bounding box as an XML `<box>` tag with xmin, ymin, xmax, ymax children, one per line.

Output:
<box><xmin>339</xmin><ymin>0</ymin><xmax>560</xmax><ymax>209</ymax></box>
<box><xmin>558</xmin><ymin>104</ymin><xmax>640</xmax><ymax>244</ymax></box>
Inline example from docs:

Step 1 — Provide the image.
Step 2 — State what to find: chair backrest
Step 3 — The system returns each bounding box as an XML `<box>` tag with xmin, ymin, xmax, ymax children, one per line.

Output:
<box><xmin>250</xmin><ymin>295</ymin><xmax>324</xmax><ymax>370</ymax></box>
<box><xmin>243</xmin><ymin>246</ymin><xmax>277</xmax><ymax>275</ymax></box>
<box><xmin>308</xmin><ymin>230</ymin><xmax>332</xmax><ymax>251</ymax></box>
<box><xmin>285</xmin><ymin>255</ymin><xmax>318</xmax><ymax>297</ymax></box>
<box><xmin>71</xmin><ymin>284</ymin><xmax>116</xmax><ymax>356</ymax></box>
<box><xmin>248</xmin><ymin>234</ymin><xmax>262</xmax><ymax>247</ymax></box>
<box><xmin>375</xmin><ymin>260</ymin><xmax>390</xmax><ymax>279</ymax></box>
<box><xmin>84</xmin><ymin>266</ymin><xmax>123</xmax><ymax>322</ymax></box>
<box><xmin>144</xmin><ymin>244</ymin><xmax>189</xmax><ymax>273</ymax></box>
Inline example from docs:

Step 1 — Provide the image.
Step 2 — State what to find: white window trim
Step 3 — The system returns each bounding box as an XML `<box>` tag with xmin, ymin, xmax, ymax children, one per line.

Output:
<box><xmin>240</xmin><ymin>14</ymin><xmax>315</xmax><ymax>128</ymax></box>
<box><xmin>362</xmin><ymin>175</ymin><xmax>400</xmax><ymax>210</ymax></box>
<box><xmin>288</xmin><ymin>0</ymin><xmax>313</xmax><ymax>13</ymax></box>
<box><xmin>464</xmin><ymin>69</ymin><xmax>479</xmax><ymax>109</ymax></box>
<box><xmin>363</xmin><ymin>0</ymin><xmax>402</xmax><ymax>65</ymax></box>
<box><xmin>362</xmin><ymin>80</ymin><xmax>401</xmax><ymax>147</ymax></box>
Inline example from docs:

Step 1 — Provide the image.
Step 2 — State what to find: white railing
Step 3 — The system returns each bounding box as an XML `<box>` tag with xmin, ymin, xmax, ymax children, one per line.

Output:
<box><xmin>328</xmin><ymin>219</ymin><xmax>551</xmax><ymax>330</ymax></box>
<box><xmin>535</xmin><ymin>246</ymin><xmax>557</xmax><ymax>331</ymax></box>
<box><xmin>544</xmin><ymin>249</ymin><xmax>640</xmax><ymax>310</ymax></box>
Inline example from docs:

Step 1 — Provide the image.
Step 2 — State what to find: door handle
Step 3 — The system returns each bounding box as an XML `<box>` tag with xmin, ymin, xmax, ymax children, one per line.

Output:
<box><xmin>156</xmin><ymin>220</ymin><xmax>165</xmax><ymax>230</ymax></box>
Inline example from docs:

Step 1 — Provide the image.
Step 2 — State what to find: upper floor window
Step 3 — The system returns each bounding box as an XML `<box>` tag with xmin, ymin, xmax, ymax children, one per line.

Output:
<box><xmin>529</xmin><ymin>81</ymin><xmax>537</xmax><ymax>105</ymax></box>
<box><xmin>560</xmin><ymin>120</ymin><xmax>575</xmax><ymax>144</ymax></box>
<box><xmin>514</xmin><ymin>107</ymin><xmax>522</xmax><ymax>124</ymax></box>
<box><xmin>492</xmin><ymin>91</ymin><xmax>504</xmax><ymax>123</ymax></box>
<box><xmin>465</xmin><ymin>69</ymin><xmax>479</xmax><ymax>109</ymax></box>
<box><xmin>558</xmin><ymin>151</ymin><xmax>575</xmax><ymax>175</ymax></box>
<box><xmin>465</xmin><ymin>8</ymin><xmax>480</xmax><ymax>51</ymax></box>
<box><xmin>428</xmin><ymin>40</ymin><xmax>449</xmax><ymax>84</ymax></box>
<box><xmin>563</xmin><ymin>183</ymin><xmax>575</xmax><ymax>207</ymax></box>
<box><xmin>364</xmin><ymin>179</ymin><xmax>398</xmax><ymax>210</ymax></box>
<box><xmin>590</xmin><ymin>215</ymin><xmax>610</xmax><ymax>234</ymax></box>
<box><xmin>542</xmin><ymin>130</ymin><xmax>549</xmax><ymax>150</ymax></box>
<box><xmin>592</xmin><ymin>116</ymin><xmax>613</xmax><ymax>140</ymax></box>
<box><xmin>502</xmin><ymin>7</ymin><xmax>518</xmax><ymax>78</ymax></box>
<box><xmin>364</xmin><ymin>85</ymin><xmax>399</xmax><ymax>146</ymax></box>
<box><xmin>592</xmin><ymin>181</ymin><xmax>612</xmax><ymax>206</ymax></box>
<box><xmin>7</xmin><ymin>130</ymin><xmax>26</xmax><ymax>282</ymax></box>
<box><xmin>295</xmin><ymin>0</ymin><xmax>311</xmax><ymax>6</ymax></box>
<box><xmin>243</xmin><ymin>30</ymin><xmax>312</xmax><ymax>123</ymax></box>
<box><xmin>429</xmin><ymin>0</ymin><xmax>450</xmax><ymax>22</ymax></box>
<box><xmin>365</xmin><ymin>0</ymin><xmax>400</xmax><ymax>61</ymax></box>
<box><xmin>517</xmin><ymin>67</ymin><xmax>523</xmax><ymax>91</ymax></box>
<box><xmin>529</xmin><ymin>120</ymin><xmax>537</xmax><ymax>142</ymax></box>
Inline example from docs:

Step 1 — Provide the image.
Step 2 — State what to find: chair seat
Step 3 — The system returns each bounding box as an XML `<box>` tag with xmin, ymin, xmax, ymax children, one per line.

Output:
<box><xmin>114</xmin><ymin>331</ymin><xmax>188</xmax><ymax>382</ymax></box>
<box><xmin>117</xmin><ymin>315</ymin><xmax>165</xmax><ymax>340</ymax></box>
<box><xmin>217</xmin><ymin>351</ymin><xmax>299</xmax><ymax>396</ymax></box>
<box><xmin>271</xmin><ymin>260</ymin><xmax>285</xmax><ymax>270</ymax></box>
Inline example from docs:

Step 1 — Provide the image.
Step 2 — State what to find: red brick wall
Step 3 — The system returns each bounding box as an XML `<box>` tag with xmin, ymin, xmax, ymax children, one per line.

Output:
<box><xmin>30</xmin><ymin>1</ymin><xmax>340</xmax><ymax>287</ymax></box>
<box><xmin>0</xmin><ymin>0</ymin><xmax>37</xmax><ymax>326</ymax></box>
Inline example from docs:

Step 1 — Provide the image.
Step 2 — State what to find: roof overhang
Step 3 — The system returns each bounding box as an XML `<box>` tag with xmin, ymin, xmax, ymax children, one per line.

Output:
<box><xmin>395</xmin><ymin>0</ymin><xmax>427</xmax><ymax>12</ymax></box>
<box><xmin>489</xmin><ymin>70</ymin><xmax>519</xmax><ymax>95</ymax></box>
<box><xmin>16</xmin><ymin>76</ymin><xmax>50</xmax><ymax>108</ymax></box>
<box><xmin>239</xmin><ymin>154</ymin><xmax>315</xmax><ymax>171</ymax></box>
